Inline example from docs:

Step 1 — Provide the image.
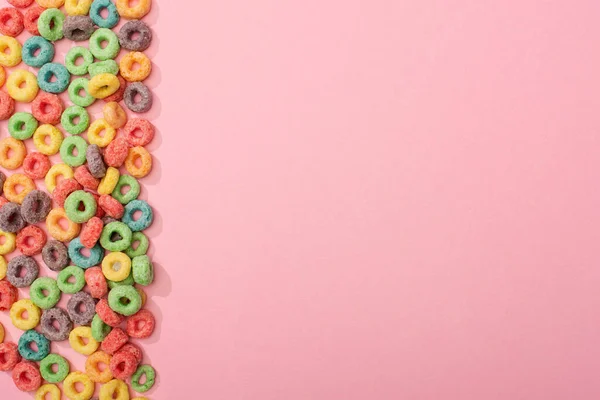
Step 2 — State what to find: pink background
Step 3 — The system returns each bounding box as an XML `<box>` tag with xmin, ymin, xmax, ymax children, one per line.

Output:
<box><xmin>3</xmin><ymin>0</ymin><xmax>600</xmax><ymax>399</ymax></box>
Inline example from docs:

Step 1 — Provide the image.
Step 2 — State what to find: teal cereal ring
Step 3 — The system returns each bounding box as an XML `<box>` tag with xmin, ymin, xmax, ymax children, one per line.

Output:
<box><xmin>22</xmin><ymin>36</ymin><xmax>55</xmax><ymax>68</ymax></box>
<box><xmin>38</xmin><ymin>63</ymin><xmax>70</xmax><ymax>94</ymax></box>
<box><xmin>89</xmin><ymin>28</ymin><xmax>120</xmax><ymax>61</ymax></box>
<box><xmin>88</xmin><ymin>60</ymin><xmax>119</xmax><ymax>77</ymax></box>
<box><xmin>18</xmin><ymin>330</ymin><xmax>50</xmax><ymax>361</ymax></box>
<box><xmin>61</xmin><ymin>106</ymin><xmax>89</xmax><ymax>135</ymax></box>
<box><xmin>111</xmin><ymin>175</ymin><xmax>140</xmax><ymax>205</ymax></box>
<box><xmin>68</xmin><ymin>78</ymin><xmax>95</xmax><ymax>107</ymax></box>
<box><xmin>131</xmin><ymin>364</ymin><xmax>155</xmax><ymax>393</ymax></box>
<box><xmin>68</xmin><ymin>238</ymin><xmax>103</xmax><ymax>269</ymax></box>
<box><xmin>65</xmin><ymin>46</ymin><xmax>93</xmax><ymax>76</ymax></box>
<box><xmin>57</xmin><ymin>265</ymin><xmax>85</xmax><ymax>294</ymax></box>
<box><xmin>9</xmin><ymin>112</ymin><xmax>38</xmax><ymax>140</ymax></box>
<box><xmin>125</xmin><ymin>231</ymin><xmax>149</xmax><ymax>258</ymax></box>
<box><xmin>30</xmin><ymin>277</ymin><xmax>60</xmax><ymax>309</ymax></box>
<box><xmin>122</xmin><ymin>200</ymin><xmax>153</xmax><ymax>232</ymax></box>
<box><xmin>90</xmin><ymin>0</ymin><xmax>119</xmax><ymax>29</ymax></box>
<box><xmin>38</xmin><ymin>8</ymin><xmax>65</xmax><ymax>42</ymax></box>
<box><xmin>64</xmin><ymin>190</ymin><xmax>97</xmax><ymax>223</ymax></box>
<box><xmin>100</xmin><ymin>221</ymin><xmax>132</xmax><ymax>252</ymax></box>
<box><xmin>60</xmin><ymin>136</ymin><xmax>88</xmax><ymax>167</ymax></box>
<box><xmin>132</xmin><ymin>255</ymin><xmax>153</xmax><ymax>286</ymax></box>
<box><xmin>107</xmin><ymin>272</ymin><xmax>134</xmax><ymax>289</ymax></box>
<box><xmin>40</xmin><ymin>354</ymin><xmax>69</xmax><ymax>383</ymax></box>
<box><xmin>107</xmin><ymin>285</ymin><xmax>141</xmax><ymax>316</ymax></box>
<box><xmin>91</xmin><ymin>313</ymin><xmax>112</xmax><ymax>341</ymax></box>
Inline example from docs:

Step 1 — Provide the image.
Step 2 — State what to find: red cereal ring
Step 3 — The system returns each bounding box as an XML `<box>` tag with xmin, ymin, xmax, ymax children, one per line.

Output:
<box><xmin>7</xmin><ymin>0</ymin><xmax>34</xmax><ymax>8</ymax></box>
<box><xmin>0</xmin><ymin>196</ymin><xmax>9</xmax><ymax>209</ymax></box>
<box><xmin>90</xmin><ymin>192</ymin><xmax>105</xmax><ymax>219</ymax></box>
<box><xmin>16</xmin><ymin>225</ymin><xmax>46</xmax><ymax>256</ymax></box>
<box><xmin>98</xmin><ymin>195</ymin><xmax>124</xmax><ymax>219</ymax></box>
<box><xmin>0</xmin><ymin>91</ymin><xmax>16</xmax><ymax>121</ymax></box>
<box><xmin>23</xmin><ymin>4</ymin><xmax>42</xmax><ymax>35</ymax></box>
<box><xmin>103</xmin><ymin>75</ymin><xmax>127</xmax><ymax>103</ymax></box>
<box><xmin>0</xmin><ymin>280</ymin><xmax>18</xmax><ymax>311</ymax></box>
<box><xmin>126</xmin><ymin>309</ymin><xmax>155</xmax><ymax>339</ymax></box>
<box><xmin>123</xmin><ymin>118</ymin><xmax>155</xmax><ymax>147</ymax></box>
<box><xmin>0</xmin><ymin>343</ymin><xmax>21</xmax><ymax>371</ymax></box>
<box><xmin>103</xmin><ymin>137</ymin><xmax>129</xmax><ymax>168</ymax></box>
<box><xmin>100</xmin><ymin>327</ymin><xmax>128</xmax><ymax>355</ymax></box>
<box><xmin>31</xmin><ymin>92</ymin><xmax>64</xmax><ymax>125</ymax></box>
<box><xmin>109</xmin><ymin>349</ymin><xmax>137</xmax><ymax>380</ymax></box>
<box><xmin>12</xmin><ymin>361</ymin><xmax>41</xmax><ymax>392</ymax></box>
<box><xmin>80</xmin><ymin>216</ymin><xmax>103</xmax><ymax>249</ymax></box>
<box><xmin>0</xmin><ymin>7</ymin><xmax>24</xmax><ymax>37</ymax></box>
<box><xmin>74</xmin><ymin>165</ymin><xmax>100</xmax><ymax>191</ymax></box>
<box><xmin>53</xmin><ymin>178</ymin><xmax>82</xmax><ymax>207</ymax></box>
<box><xmin>23</xmin><ymin>152</ymin><xmax>51</xmax><ymax>180</ymax></box>
<box><xmin>118</xmin><ymin>343</ymin><xmax>142</xmax><ymax>364</ymax></box>
<box><xmin>96</xmin><ymin>298</ymin><xmax>125</xmax><ymax>327</ymax></box>
<box><xmin>84</xmin><ymin>266</ymin><xmax>107</xmax><ymax>298</ymax></box>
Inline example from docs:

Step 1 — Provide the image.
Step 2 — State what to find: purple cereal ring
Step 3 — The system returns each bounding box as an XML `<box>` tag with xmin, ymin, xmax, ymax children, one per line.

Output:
<box><xmin>124</xmin><ymin>82</ymin><xmax>152</xmax><ymax>113</ymax></box>
<box><xmin>0</xmin><ymin>202</ymin><xmax>25</xmax><ymax>233</ymax></box>
<box><xmin>118</xmin><ymin>20</ymin><xmax>152</xmax><ymax>52</ymax></box>
<box><xmin>21</xmin><ymin>190</ymin><xmax>51</xmax><ymax>224</ymax></box>
<box><xmin>63</xmin><ymin>16</ymin><xmax>95</xmax><ymax>42</ymax></box>
<box><xmin>86</xmin><ymin>144</ymin><xmax>107</xmax><ymax>179</ymax></box>
<box><xmin>42</xmin><ymin>240</ymin><xmax>70</xmax><ymax>272</ymax></box>
<box><xmin>41</xmin><ymin>307</ymin><xmax>72</xmax><ymax>341</ymax></box>
<box><xmin>67</xmin><ymin>291</ymin><xmax>96</xmax><ymax>325</ymax></box>
<box><xmin>7</xmin><ymin>255</ymin><xmax>39</xmax><ymax>288</ymax></box>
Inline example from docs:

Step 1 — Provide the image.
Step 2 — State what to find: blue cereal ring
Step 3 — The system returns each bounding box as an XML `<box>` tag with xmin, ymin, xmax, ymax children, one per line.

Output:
<box><xmin>22</xmin><ymin>36</ymin><xmax>55</xmax><ymax>68</ymax></box>
<box><xmin>122</xmin><ymin>200</ymin><xmax>153</xmax><ymax>232</ymax></box>
<box><xmin>68</xmin><ymin>238</ymin><xmax>104</xmax><ymax>269</ymax></box>
<box><xmin>90</xmin><ymin>0</ymin><xmax>120</xmax><ymax>29</ymax></box>
<box><xmin>18</xmin><ymin>330</ymin><xmax>50</xmax><ymax>361</ymax></box>
<box><xmin>38</xmin><ymin>63</ymin><xmax>71</xmax><ymax>94</ymax></box>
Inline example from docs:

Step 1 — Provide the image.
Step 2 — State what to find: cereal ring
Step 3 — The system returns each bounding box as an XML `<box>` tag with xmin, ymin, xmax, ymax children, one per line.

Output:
<box><xmin>65</xmin><ymin>0</ymin><xmax>93</xmax><ymax>16</ymax></box>
<box><xmin>126</xmin><ymin>309</ymin><xmax>154</xmax><ymax>338</ymax></box>
<box><xmin>124</xmin><ymin>81</ymin><xmax>152</xmax><ymax>113</ymax></box>
<box><xmin>24</xmin><ymin>4</ymin><xmax>43</xmax><ymax>35</ymax></box>
<box><xmin>0</xmin><ymin>7</ymin><xmax>24</xmax><ymax>37</ymax></box>
<box><xmin>9</xmin><ymin>0</ymin><xmax>35</xmax><ymax>7</ymax></box>
<box><xmin>68</xmin><ymin>77</ymin><xmax>96</xmax><ymax>107</ymax></box>
<box><xmin>38</xmin><ymin>63</ymin><xmax>71</xmax><ymax>94</ymax></box>
<box><xmin>7</xmin><ymin>69</ymin><xmax>39</xmax><ymax>102</ymax></box>
<box><xmin>132</xmin><ymin>255</ymin><xmax>153</xmax><ymax>286</ymax></box>
<box><xmin>86</xmin><ymin>266</ymin><xmax>108</xmax><ymax>298</ymax></box>
<box><xmin>118</xmin><ymin>342</ymin><xmax>142</xmax><ymax>364</ymax></box>
<box><xmin>62</xmin><ymin>105</ymin><xmax>90</xmax><ymax>135</ymax></box>
<box><xmin>0</xmin><ymin>280</ymin><xmax>18</xmax><ymax>311</ymax></box>
<box><xmin>112</xmin><ymin>175</ymin><xmax>140</xmax><ymax>205</ymax></box>
<box><xmin>0</xmin><ymin>36</ymin><xmax>22</xmax><ymax>67</ymax></box>
<box><xmin>88</xmin><ymin>119</ymin><xmax>117</xmax><ymax>148</ymax></box>
<box><xmin>36</xmin><ymin>384</ymin><xmax>61</xmax><ymax>400</ymax></box>
<box><xmin>100</xmin><ymin>328</ymin><xmax>127</xmax><ymax>355</ymax></box>
<box><xmin>122</xmin><ymin>200</ymin><xmax>153</xmax><ymax>231</ymax></box>
<box><xmin>88</xmin><ymin>59</ymin><xmax>119</xmax><ymax>77</ymax></box>
<box><xmin>42</xmin><ymin>240</ymin><xmax>69</xmax><ymax>272</ymax></box>
<box><xmin>109</xmin><ymin>349</ymin><xmax>137</xmax><ymax>380</ymax></box>
<box><xmin>18</xmin><ymin>330</ymin><xmax>50</xmax><ymax>361</ymax></box>
<box><xmin>86</xmin><ymin>351</ymin><xmax>113</xmax><ymax>383</ymax></box>
<box><xmin>98</xmin><ymin>194</ymin><xmax>124</xmax><ymax>218</ymax></box>
<box><xmin>65</xmin><ymin>190</ymin><xmax>97</xmax><ymax>223</ymax></box>
<box><xmin>69</xmin><ymin>326</ymin><xmax>99</xmax><ymax>355</ymax></box>
<box><xmin>65</xmin><ymin>46</ymin><xmax>93</xmax><ymax>76</ymax></box>
<box><xmin>103</xmin><ymin>74</ymin><xmax>127</xmax><ymax>103</ymax></box>
<box><xmin>99</xmin><ymin>379</ymin><xmax>129</xmax><ymax>400</ymax></box>
<box><xmin>0</xmin><ymin>137</ymin><xmax>26</xmax><ymax>170</ymax></box>
<box><xmin>40</xmin><ymin>307</ymin><xmax>72</xmax><ymax>341</ymax></box>
<box><xmin>0</xmin><ymin>203</ymin><xmax>25</xmax><ymax>233</ymax></box>
<box><xmin>12</xmin><ymin>360</ymin><xmax>42</xmax><ymax>392</ymax></box>
<box><xmin>22</xmin><ymin>36</ymin><xmax>54</xmax><ymax>68</ymax></box>
<box><xmin>123</xmin><ymin>120</ymin><xmax>154</xmax><ymax>148</ymax></box>
<box><xmin>91</xmin><ymin>313</ymin><xmax>111</xmax><ymax>340</ymax></box>
<box><xmin>60</xmin><ymin>136</ymin><xmax>88</xmax><ymax>167</ymax></box>
<box><xmin>49</xmin><ymin>172</ymin><xmax>78</xmax><ymax>201</ymax></box>
<box><xmin>0</xmin><ymin>90</ymin><xmax>15</xmax><ymax>120</ymax></box>
<box><xmin>120</xmin><ymin>52</ymin><xmax>151</xmax><ymax>82</ymax></box>
<box><xmin>98</xmin><ymin>168</ymin><xmax>119</xmax><ymax>196</ymax></box>
<box><xmin>67</xmin><ymin>291</ymin><xmax>96</xmax><ymax>325</ymax></box>
<box><xmin>63</xmin><ymin>15</ymin><xmax>95</xmax><ymax>42</ymax></box>
<box><xmin>125</xmin><ymin>231</ymin><xmax>149</xmax><ymax>258</ymax></box>
<box><xmin>31</xmin><ymin>92</ymin><xmax>63</xmax><ymax>125</ymax></box>
<box><xmin>10</xmin><ymin>299</ymin><xmax>41</xmax><ymax>330</ymax></box>
<box><xmin>74</xmin><ymin>165</ymin><xmax>100</xmax><ymax>190</ymax></box>
<box><xmin>100</xmin><ymin>221</ymin><xmax>132</xmax><ymax>251</ymax></box>
<box><xmin>0</xmin><ymin>342</ymin><xmax>21</xmax><ymax>371</ymax></box>
<box><xmin>30</xmin><ymin>277</ymin><xmax>60</xmax><ymax>309</ymax></box>
<box><xmin>4</xmin><ymin>174</ymin><xmax>35</xmax><ymax>204</ymax></box>
<box><xmin>57</xmin><ymin>265</ymin><xmax>85</xmax><ymax>293</ymax></box>
<box><xmin>108</xmin><ymin>285</ymin><xmax>141</xmax><ymax>316</ymax></box>
<box><xmin>81</xmin><ymin>217</ymin><xmax>103</xmax><ymax>249</ymax></box>
<box><xmin>131</xmin><ymin>364</ymin><xmax>155</xmax><ymax>393</ymax></box>
<box><xmin>118</xmin><ymin>20</ymin><xmax>152</xmax><ymax>52</ymax></box>
<box><xmin>33</xmin><ymin>124</ymin><xmax>63</xmax><ymax>156</ymax></box>
<box><xmin>7</xmin><ymin>256</ymin><xmax>39</xmax><ymax>288</ymax></box>
<box><xmin>23</xmin><ymin>153</ymin><xmax>51</xmax><ymax>181</ymax></box>
<box><xmin>0</xmin><ymin>230</ymin><xmax>16</xmax><ymax>254</ymax></box>
<box><xmin>90</xmin><ymin>0</ymin><xmax>119</xmax><ymax>28</ymax></box>
<box><xmin>38</xmin><ymin>8</ymin><xmax>65</xmax><ymax>42</ymax></box>
<box><xmin>40</xmin><ymin>353</ymin><xmax>69</xmax><ymax>382</ymax></box>
<box><xmin>46</xmin><ymin>208</ymin><xmax>81</xmax><ymax>241</ymax></box>
<box><xmin>102</xmin><ymin>252</ymin><xmax>132</xmax><ymax>282</ymax></box>
<box><xmin>103</xmin><ymin>102</ymin><xmax>127</xmax><ymax>129</ymax></box>
<box><xmin>96</xmin><ymin>298</ymin><xmax>124</xmax><ymax>327</ymax></box>
<box><xmin>116</xmin><ymin>0</ymin><xmax>151</xmax><ymax>19</ymax></box>
<box><xmin>16</xmin><ymin>225</ymin><xmax>46</xmax><ymax>256</ymax></box>
<box><xmin>9</xmin><ymin>112</ymin><xmax>38</xmax><ymax>140</ymax></box>
<box><xmin>90</xmin><ymin>28</ymin><xmax>120</xmax><ymax>60</ymax></box>
<box><xmin>21</xmin><ymin>191</ymin><xmax>51</xmax><ymax>226</ymax></box>
<box><xmin>104</xmin><ymin>137</ymin><xmax>129</xmax><ymax>167</ymax></box>
<box><xmin>37</xmin><ymin>0</ymin><xmax>65</xmax><ymax>6</ymax></box>
<box><xmin>63</xmin><ymin>372</ymin><xmax>94</xmax><ymax>400</ymax></box>
<box><xmin>89</xmin><ymin>73</ymin><xmax>121</xmax><ymax>99</ymax></box>
<box><xmin>87</xmin><ymin>145</ymin><xmax>107</xmax><ymax>179</ymax></box>
<box><xmin>68</xmin><ymin>237</ymin><xmax>103</xmax><ymax>268</ymax></box>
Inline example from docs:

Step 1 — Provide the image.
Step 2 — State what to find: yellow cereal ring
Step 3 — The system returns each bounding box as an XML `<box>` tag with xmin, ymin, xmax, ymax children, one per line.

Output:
<box><xmin>99</xmin><ymin>379</ymin><xmax>129</xmax><ymax>400</ymax></box>
<box><xmin>0</xmin><ymin>321</ymin><xmax>4</xmax><ymax>343</ymax></box>
<box><xmin>125</xmin><ymin>146</ymin><xmax>152</xmax><ymax>178</ymax></box>
<box><xmin>10</xmin><ymin>299</ymin><xmax>41</xmax><ymax>330</ymax></box>
<box><xmin>4</xmin><ymin>173</ymin><xmax>35</xmax><ymax>204</ymax></box>
<box><xmin>119</xmin><ymin>52</ymin><xmax>152</xmax><ymax>82</ymax></box>
<box><xmin>102</xmin><ymin>252</ymin><xmax>131</xmax><ymax>282</ymax></box>
<box><xmin>0</xmin><ymin>137</ymin><xmax>26</xmax><ymax>170</ymax></box>
<box><xmin>85</xmin><ymin>351</ymin><xmax>113</xmax><ymax>383</ymax></box>
<box><xmin>87</xmin><ymin>119</ymin><xmax>116</xmax><ymax>147</ymax></box>
<box><xmin>46</xmin><ymin>208</ymin><xmax>81</xmax><ymax>241</ymax></box>
<box><xmin>63</xmin><ymin>372</ymin><xmax>94</xmax><ymax>400</ymax></box>
<box><xmin>0</xmin><ymin>232</ymin><xmax>16</xmax><ymax>255</ymax></box>
<box><xmin>98</xmin><ymin>167</ymin><xmax>120</xmax><ymax>195</ymax></box>
<box><xmin>35</xmin><ymin>384</ymin><xmax>61</xmax><ymax>400</ymax></box>
<box><xmin>7</xmin><ymin>70</ymin><xmax>39</xmax><ymax>102</ymax></box>
<box><xmin>0</xmin><ymin>37</ymin><xmax>22</xmax><ymax>67</ymax></box>
<box><xmin>88</xmin><ymin>73</ymin><xmax>121</xmax><ymax>99</ymax></box>
<box><xmin>0</xmin><ymin>255</ymin><xmax>6</xmax><ymax>280</ymax></box>
<box><xmin>45</xmin><ymin>163</ymin><xmax>74</xmax><ymax>193</ymax></box>
<box><xmin>37</xmin><ymin>0</ymin><xmax>66</xmax><ymax>7</ymax></box>
<box><xmin>33</xmin><ymin>124</ymin><xmax>64</xmax><ymax>155</ymax></box>
<box><xmin>65</xmin><ymin>0</ymin><xmax>93</xmax><ymax>15</ymax></box>
<box><xmin>103</xmin><ymin>102</ymin><xmax>127</xmax><ymax>129</ymax></box>
<box><xmin>0</xmin><ymin>66</ymin><xmax>6</xmax><ymax>88</ymax></box>
<box><xmin>69</xmin><ymin>326</ymin><xmax>99</xmax><ymax>355</ymax></box>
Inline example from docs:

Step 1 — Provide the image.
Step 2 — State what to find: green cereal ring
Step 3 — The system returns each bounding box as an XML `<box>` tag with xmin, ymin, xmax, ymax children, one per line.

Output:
<box><xmin>38</xmin><ymin>8</ymin><xmax>65</xmax><ymax>42</ymax></box>
<box><xmin>89</xmin><ymin>28</ymin><xmax>120</xmax><ymax>61</ymax></box>
<box><xmin>125</xmin><ymin>231</ymin><xmax>149</xmax><ymax>258</ymax></box>
<box><xmin>131</xmin><ymin>364</ymin><xmax>156</xmax><ymax>393</ymax></box>
<box><xmin>107</xmin><ymin>272</ymin><xmax>134</xmax><ymax>289</ymax></box>
<box><xmin>108</xmin><ymin>285</ymin><xmax>141</xmax><ymax>316</ymax></box>
<box><xmin>91</xmin><ymin>313</ymin><xmax>112</xmax><ymax>341</ymax></box>
<box><xmin>61</xmin><ymin>106</ymin><xmax>90</xmax><ymax>135</ymax></box>
<box><xmin>88</xmin><ymin>60</ymin><xmax>119</xmax><ymax>77</ymax></box>
<box><xmin>68</xmin><ymin>78</ymin><xmax>96</xmax><ymax>108</ymax></box>
<box><xmin>30</xmin><ymin>277</ymin><xmax>61</xmax><ymax>310</ymax></box>
<box><xmin>65</xmin><ymin>46</ymin><xmax>93</xmax><ymax>76</ymax></box>
<box><xmin>111</xmin><ymin>175</ymin><xmax>140</xmax><ymax>205</ymax></box>
<box><xmin>9</xmin><ymin>112</ymin><xmax>38</xmax><ymax>140</ymax></box>
<box><xmin>40</xmin><ymin>353</ymin><xmax>70</xmax><ymax>383</ymax></box>
<box><xmin>60</xmin><ymin>136</ymin><xmax>88</xmax><ymax>167</ymax></box>
<box><xmin>100</xmin><ymin>221</ymin><xmax>132</xmax><ymax>252</ymax></box>
<box><xmin>57</xmin><ymin>265</ymin><xmax>86</xmax><ymax>294</ymax></box>
<box><xmin>132</xmin><ymin>255</ymin><xmax>153</xmax><ymax>286</ymax></box>
<box><xmin>64</xmin><ymin>190</ymin><xmax>97</xmax><ymax>223</ymax></box>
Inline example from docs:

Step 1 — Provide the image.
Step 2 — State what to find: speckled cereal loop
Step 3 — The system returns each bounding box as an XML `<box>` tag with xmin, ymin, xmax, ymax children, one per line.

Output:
<box><xmin>103</xmin><ymin>101</ymin><xmax>128</xmax><ymax>129</ymax></box>
<box><xmin>91</xmin><ymin>313</ymin><xmax>111</xmax><ymax>341</ymax></box>
<box><xmin>116</xmin><ymin>0</ymin><xmax>151</xmax><ymax>19</ymax></box>
<box><xmin>63</xmin><ymin>372</ymin><xmax>94</xmax><ymax>400</ymax></box>
<box><xmin>132</xmin><ymin>255</ymin><xmax>153</xmax><ymax>286</ymax></box>
<box><xmin>63</xmin><ymin>15</ymin><xmax>95</xmax><ymax>41</ymax></box>
<box><xmin>80</xmin><ymin>216</ymin><xmax>103</xmax><ymax>249</ymax></box>
<box><xmin>120</xmin><ymin>52</ymin><xmax>151</xmax><ymax>82</ymax></box>
<box><xmin>87</xmin><ymin>145</ymin><xmax>107</xmax><ymax>179</ymax></box>
<box><xmin>0</xmin><ymin>230</ymin><xmax>16</xmax><ymax>255</ymax></box>
<box><xmin>69</xmin><ymin>326</ymin><xmax>99</xmax><ymax>355</ymax></box>
<box><xmin>0</xmin><ymin>137</ymin><xmax>27</xmax><ymax>170</ymax></box>
<box><xmin>45</xmin><ymin>164</ymin><xmax>74</xmax><ymax>193</ymax></box>
<box><xmin>22</xmin><ymin>36</ymin><xmax>54</xmax><ymax>68</ymax></box>
<box><xmin>8</xmin><ymin>113</ymin><xmax>37</xmax><ymax>140</ymax></box>
<box><xmin>102</xmin><ymin>252</ymin><xmax>131</xmax><ymax>282</ymax></box>
<box><xmin>31</xmin><ymin>92</ymin><xmax>63</xmax><ymax>125</ymax></box>
<box><xmin>86</xmin><ymin>350</ymin><xmax>113</xmax><ymax>383</ymax></box>
<box><xmin>98</xmin><ymin>194</ymin><xmax>124</xmax><ymax>219</ymax></box>
<box><xmin>66</xmin><ymin>291</ymin><xmax>96</xmax><ymax>325</ymax></box>
<box><xmin>61</xmin><ymin>105</ymin><xmax>90</xmax><ymax>135</ymax></box>
<box><xmin>131</xmin><ymin>364</ymin><xmax>155</xmax><ymax>393</ymax></box>
<box><xmin>65</xmin><ymin>0</ymin><xmax>93</xmax><ymax>15</ymax></box>
<box><xmin>100</xmin><ymin>221</ymin><xmax>132</xmax><ymax>252</ymax></box>
<box><xmin>98</xmin><ymin>167</ymin><xmax>120</xmax><ymax>195</ymax></box>
<box><xmin>10</xmin><ymin>299</ymin><xmax>41</xmax><ymax>330</ymax></box>
<box><xmin>4</xmin><ymin>174</ymin><xmax>35</xmax><ymax>204</ymax></box>
<box><xmin>99</xmin><ymin>378</ymin><xmax>129</xmax><ymax>400</ymax></box>
<box><xmin>0</xmin><ymin>202</ymin><xmax>25</xmax><ymax>233</ymax></box>
<box><xmin>60</xmin><ymin>136</ymin><xmax>88</xmax><ymax>167</ymax></box>
<box><xmin>57</xmin><ymin>265</ymin><xmax>85</xmax><ymax>294</ymax></box>
<box><xmin>16</xmin><ymin>225</ymin><xmax>47</xmax><ymax>256</ymax></box>
<box><xmin>89</xmin><ymin>73</ymin><xmax>121</xmax><ymax>99</ymax></box>
<box><xmin>30</xmin><ymin>277</ymin><xmax>60</xmax><ymax>309</ymax></box>
<box><xmin>0</xmin><ymin>36</ymin><xmax>22</xmax><ymax>67</ymax></box>
<box><xmin>7</xmin><ymin>70</ymin><xmax>38</xmax><ymax>102</ymax></box>
<box><xmin>103</xmin><ymin>74</ymin><xmax>127</xmax><ymax>103</ymax></box>
<box><xmin>125</xmin><ymin>231</ymin><xmax>148</xmax><ymax>258</ymax></box>
<box><xmin>88</xmin><ymin>59</ymin><xmax>119</xmax><ymax>77</ymax></box>
<box><xmin>46</xmin><ymin>208</ymin><xmax>81</xmax><ymax>242</ymax></box>
<box><xmin>33</xmin><ymin>124</ymin><xmax>63</xmax><ymax>156</ymax></box>
<box><xmin>89</xmin><ymin>28</ymin><xmax>120</xmax><ymax>60</ymax></box>
<box><xmin>96</xmin><ymin>298</ymin><xmax>124</xmax><ymax>327</ymax></box>
<box><xmin>74</xmin><ymin>165</ymin><xmax>100</xmax><ymax>190</ymax></box>
<box><xmin>64</xmin><ymin>190</ymin><xmax>97</xmax><ymax>223</ymax></box>
<box><xmin>109</xmin><ymin>349</ymin><xmax>137</xmax><ymax>380</ymax></box>
<box><xmin>68</xmin><ymin>77</ymin><xmax>96</xmax><ymax>107</ymax></box>
<box><xmin>42</xmin><ymin>240</ymin><xmax>69</xmax><ymax>272</ymax></box>
<box><xmin>35</xmin><ymin>384</ymin><xmax>61</xmax><ymax>400</ymax></box>
<box><xmin>39</xmin><ymin>353</ymin><xmax>69</xmax><ymax>382</ymax></box>
<box><xmin>86</xmin><ymin>266</ymin><xmax>108</xmax><ymax>298</ymax></box>
<box><xmin>111</xmin><ymin>174</ymin><xmax>140</xmax><ymax>205</ymax></box>
<box><xmin>90</xmin><ymin>0</ymin><xmax>119</xmax><ymax>29</ymax></box>
<box><xmin>103</xmin><ymin>137</ymin><xmax>129</xmax><ymax>167</ymax></box>
<box><xmin>21</xmin><ymin>190</ymin><xmax>52</xmax><ymax>223</ymax></box>
<box><xmin>126</xmin><ymin>309</ymin><xmax>154</xmax><ymax>338</ymax></box>
<box><xmin>124</xmin><ymin>81</ymin><xmax>152</xmax><ymax>113</ymax></box>
<box><xmin>18</xmin><ymin>329</ymin><xmax>50</xmax><ymax>361</ymax></box>
<box><xmin>118</xmin><ymin>19</ymin><xmax>152</xmax><ymax>52</ymax></box>
<box><xmin>12</xmin><ymin>360</ymin><xmax>42</xmax><ymax>392</ymax></box>
<box><xmin>37</xmin><ymin>63</ymin><xmax>71</xmax><ymax>94</ymax></box>
<box><xmin>9</xmin><ymin>0</ymin><xmax>35</xmax><ymax>7</ymax></box>
<box><xmin>65</xmin><ymin>46</ymin><xmax>93</xmax><ymax>76</ymax></box>
<box><xmin>87</xmin><ymin>118</ymin><xmax>116</xmax><ymax>147</ymax></box>
<box><xmin>68</xmin><ymin>238</ymin><xmax>103</xmax><ymax>269</ymax></box>
<box><xmin>0</xmin><ymin>7</ymin><xmax>24</xmax><ymax>37</ymax></box>
<box><xmin>7</xmin><ymin>256</ymin><xmax>39</xmax><ymax>289</ymax></box>
<box><xmin>24</xmin><ymin>5</ymin><xmax>43</xmax><ymax>35</ymax></box>
<box><xmin>37</xmin><ymin>0</ymin><xmax>65</xmax><ymax>7</ymax></box>
<box><xmin>0</xmin><ymin>91</ymin><xmax>15</xmax><ymax>120</ymax></box>
<box><xmin>38</xmin><ymin>8</ymin><xmax>65</xmax><ymax>42</ymax></box>
<box><xmin>40</xmin><ymin>307</ymin><xmax>72</xmax><ymax>341</ymax></box>
<box><xmin>0</xmin><ymin>342</ymin><xmax>21</xmax><ymax>370</ymax></box>
<box><xmin>123</xmin><ymin>119</ymin><xmax>155</xmax><ymax>147</ymax></box>
<box><xmin>0</xmin><ymin>280</ymin><xmax>18</xmax><ymax>311</ymax></box>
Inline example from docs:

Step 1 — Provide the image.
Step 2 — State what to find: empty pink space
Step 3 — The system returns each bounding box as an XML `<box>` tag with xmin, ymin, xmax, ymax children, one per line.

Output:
<box><xmin>3</xmin><ymin>0</ymin><xmax>600</xmax><ymax>399</ymax></box>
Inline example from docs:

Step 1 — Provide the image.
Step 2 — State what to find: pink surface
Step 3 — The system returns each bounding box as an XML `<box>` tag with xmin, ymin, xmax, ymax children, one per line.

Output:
<box><xmin>3</xmin><ymin>0</ymin><xmax>600</xmax><ymax>399</ymax></box>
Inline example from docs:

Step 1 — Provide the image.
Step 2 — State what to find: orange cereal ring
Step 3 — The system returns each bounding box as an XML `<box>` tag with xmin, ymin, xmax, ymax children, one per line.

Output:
<box><xmin>0</xmin><ymin>138</ymin><xmax>26</xmax><ymax>170</ymax></box>
<box><xmin>103</xmin><ymin>101</ymin><xmax>127</xmax><ymax>129</ymax></box>
<box><xmin>46</xmin><ymin>208</ymin><xmax>80</xmax><ymax>241</ymax></box>
<box><xmin>124</xmin><ymin>146</ymin><xmax>152</xmax><ymax>178</ymax></box>
<box><xmin>119</xmin><ymin>52</ymin><xmax>151</xmax><ymax>82</ymax></box>
<box><xmin>85</xmin><ymin>351</ymin><xmax>113</xmax><ymax>383</ymax></box>
<box><xmin>4</xmin><ymin>174</ymin><xmax>35</xmax><ymax>204</ymax></box>
<box><xmin>116</xmin><ymin>0</ymin><xmax>151</xmax><ymax>19</ymax></box>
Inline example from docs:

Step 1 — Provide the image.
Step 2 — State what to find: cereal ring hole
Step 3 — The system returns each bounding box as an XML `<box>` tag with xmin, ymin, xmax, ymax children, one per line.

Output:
<box><xmin>99</xmin><ymin>7</ymin><xmax>109</xmax><ymax>18</ymax></box>
<box><xmin>77</xmin><ymin>336</ymin><xmax>89</xmax><ymax>346</ymax></box>
<box><xmin>76</xmin><ymin>302</ymin><xmax>88</xmax><ymax>314</ymax></box>
<box><xmin>50</xmin><ymin>363</ymin><xmax>59</xmax><ymax>373</ymax></box>
<box><xmin>58</xmin><ymin>217</ymin><xmax>71</xmax><ymax>231</ymax></box>
<box><xmin>50</xmin><ymin>320</ymin><xmax>60</xmax><ymax>331</ymax></box>
<box><xmin>74</xmin><ymin>381</ymin><xmax>85</xmax><ymax>393</ymax></box>
<box><xmin>110</xmin><ymin>232</ymin><xmax>122</xmax><ymax>242</ymax></box>
<box><xmin>29</xmin><ymin>341</ymin><xmax>39</xmax><ymax>352</ymax></box>
<box><xmin>119</xmin><ymin>184</ymin><xmax>131</xmax><ymax>195</ymax></box>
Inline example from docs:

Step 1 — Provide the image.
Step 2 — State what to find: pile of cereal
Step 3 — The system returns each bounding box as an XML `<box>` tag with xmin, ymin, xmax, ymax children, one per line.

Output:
<box><xmin>0</xmin><ymin>0</ymin><xmax>157</xmax><ymax>398</ymax></box>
